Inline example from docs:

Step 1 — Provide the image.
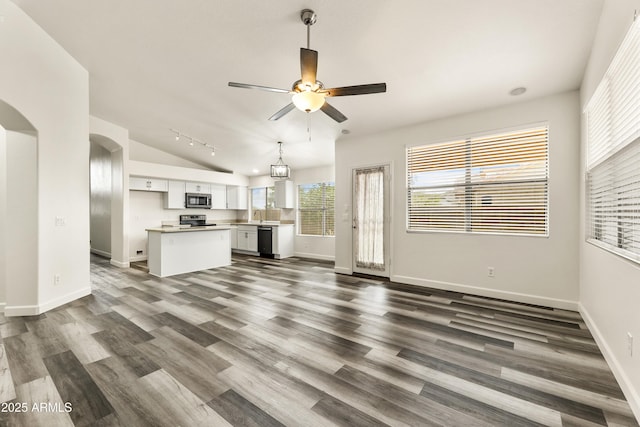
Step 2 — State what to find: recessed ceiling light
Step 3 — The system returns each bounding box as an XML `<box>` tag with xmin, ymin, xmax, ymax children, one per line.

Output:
<box><xmin>341</xmin><ymin>129</ymin><xmax>351</xmax><ymax>135</ymax></box>
<box><xmin>510</xmin><ymin>87</ymin><xmax>527</xmax><ymax>96</ymax></box>
<box><xmin>252</xmin><ymin>169</ymin><xmax>259</xmax><ymax>174</ymax></box>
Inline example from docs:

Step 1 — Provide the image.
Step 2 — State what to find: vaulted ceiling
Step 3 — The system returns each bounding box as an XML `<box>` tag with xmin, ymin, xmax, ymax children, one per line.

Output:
<box><xmin>13</xmin><ymin>0</ymin><xmax>603</xmax><ymax>176</ymax></box>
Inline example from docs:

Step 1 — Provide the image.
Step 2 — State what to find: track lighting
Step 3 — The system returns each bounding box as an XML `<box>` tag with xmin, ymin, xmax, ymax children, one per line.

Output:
<box><xmin>169</xmin><ymin>129</ymin><xmax>217</xmax><ymax>158</ymax></box>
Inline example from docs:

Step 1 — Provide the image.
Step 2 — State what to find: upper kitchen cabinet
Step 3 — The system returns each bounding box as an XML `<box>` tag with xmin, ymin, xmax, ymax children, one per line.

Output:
<box><xmin>130</xmin><ymin>176</ymin><xmax>168</xmax><ymax>192</ymax></box>
<box><xmin>210</xmin><ymin>184</ymin><xmax>227</xmax><ymax>209</ymax></box>
<box><xmin>274</xmin><ymin>180</ymin><xmax>294</xmax><ymax>209</ymax></box>
<box><xmin>226</xmin><ymin>186</ymin><xmax>248</xmax><ymax>210</ymax></box>
<box><xmin>164</xmin><ymin>180</ymin><xmax>185</xmax><ymax>209</ymax></box>
<box><xmin>185</xmin><ymin>182</ymin><xmax>211</xmax><ymax>194</ymax></box>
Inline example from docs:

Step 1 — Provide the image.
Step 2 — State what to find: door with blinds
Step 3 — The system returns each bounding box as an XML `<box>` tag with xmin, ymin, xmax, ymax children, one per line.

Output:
<box><xmin>352</xmin><ymin>165</ymin><xmax>390</xmax><ymax>277</ymax></box>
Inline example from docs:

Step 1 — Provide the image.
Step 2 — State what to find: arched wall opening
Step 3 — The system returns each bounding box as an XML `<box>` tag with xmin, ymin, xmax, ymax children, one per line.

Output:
<box><xmin>0</xmin><ymin>99</ymin><xmax>38</xmax><ymax>311</ymax></box>
<box><xmin>89</xmin><ymin>116</ymin><xmax>130</xmax><ymax>269</ymax></box>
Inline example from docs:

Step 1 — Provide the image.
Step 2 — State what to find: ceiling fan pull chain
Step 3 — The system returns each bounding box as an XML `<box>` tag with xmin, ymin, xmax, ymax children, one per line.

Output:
<box><xmin>307</xmin><ymin>114</ymin><xmax>311</xmax><ymax>142</ymax></box>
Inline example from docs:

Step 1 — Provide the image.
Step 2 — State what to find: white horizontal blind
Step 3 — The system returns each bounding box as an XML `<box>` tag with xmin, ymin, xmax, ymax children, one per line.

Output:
<box><xmin>298</xmin><ymin>182</ymin><xmax>335</xmax><ymax>236</ymax></box>
<box><xmin>588</xmin><ymin>143</ymin><xmax>640</xmax><ymax>261</ymax></box>
<box><xmin>407</xmin><ymin>126</ymin><xmax>549</xmax><ymax>235</ymax></box>
<box><xmin>586</xmin><ymin>18</ymin><xmax>640</xmax><ymax>263</ymax></box>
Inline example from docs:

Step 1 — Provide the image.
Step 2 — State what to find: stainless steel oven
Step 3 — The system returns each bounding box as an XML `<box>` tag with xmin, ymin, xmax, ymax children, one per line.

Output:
<box><xmin>185</xmin><ymin>193</ymin><xmax>212</xmax><ymax>209</ymax></box>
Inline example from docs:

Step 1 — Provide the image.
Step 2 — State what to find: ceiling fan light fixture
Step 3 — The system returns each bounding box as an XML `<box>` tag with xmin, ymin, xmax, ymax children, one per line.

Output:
<box><xmin>292</xmin><ymin>90</ymin><xmax>325</xmax><ymax>113</ymax></box>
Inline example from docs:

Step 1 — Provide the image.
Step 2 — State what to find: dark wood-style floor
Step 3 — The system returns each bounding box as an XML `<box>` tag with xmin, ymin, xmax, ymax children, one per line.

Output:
<box><xmin>0</xmin><ymin>254</ymin><xmax>636</xmax><ymax>426</ymax></box>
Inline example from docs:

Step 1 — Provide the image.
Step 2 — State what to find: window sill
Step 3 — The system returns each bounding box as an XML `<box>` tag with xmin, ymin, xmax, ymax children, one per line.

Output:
<box><xmin>586</xmin><ymin>238</ymin><xmax>640</xmax><ymax>266</ymax></box>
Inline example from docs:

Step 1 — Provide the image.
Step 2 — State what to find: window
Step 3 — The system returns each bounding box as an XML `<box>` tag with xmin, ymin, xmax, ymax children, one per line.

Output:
<box><xmin>251</xmin><ymin>187</ymin><xmax>280</xmax><ymax>221</ymax></box>
<box><xmin>586</xmin><ymin>19</ymin><xmax>640</xmax><ymax>263</ymax></box>
<box><xmin>407</xmin><ymin>126</ymin><xmax>549</xmax><ymax>235</ymax></box>
<box><xmin>297</xmin><ymin>182</ymin><xmax>335</xmax><ymax>236</ymax></box>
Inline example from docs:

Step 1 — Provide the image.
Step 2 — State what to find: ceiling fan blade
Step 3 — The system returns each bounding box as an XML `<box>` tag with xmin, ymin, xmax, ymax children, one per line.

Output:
<box><xmin>324</xmin><ymin>83</ymin><xmax>387</xmax><ymax>97</ymax></box>
<box><xmin>320</xmin><ymin>101</ymin><xmax>347</xmax><ymax>123</ymax></box>
<box><xmin>228</xmin><ymin>82</ymin><xmax>291</xmax><ymax>93</ymax></box>
<box><xmin>268</xmin><ymin>103</ymin><xmax>296</xmax><ymax>121</ymax></box>
<box><xmin>300</xmin><ymin>48</ymin><xmax>318</xmax><ymax>85</ymax></box>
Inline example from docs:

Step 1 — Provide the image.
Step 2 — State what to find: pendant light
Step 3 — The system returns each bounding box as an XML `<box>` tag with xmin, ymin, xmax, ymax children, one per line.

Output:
<box><xmin>270</xmin><ymin>141</ymin><xmax>290</xmax><ymax>179</ymax></box>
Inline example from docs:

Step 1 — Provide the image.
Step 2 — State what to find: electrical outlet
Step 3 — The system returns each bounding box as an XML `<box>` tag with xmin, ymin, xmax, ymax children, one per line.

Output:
<box><xmin>628</xmin><ymin>332</ymin><xmax>633</xmax><ymax>357</ymax></box>
<box><xmin>487</xmin><ymin>267</ymin><xmax>495</xmax><ymax>278</ymax></box>
<box><xmin>53</xmin><ymin>274</ymin><xmax>61</xmax><ymax>286</ymax></box>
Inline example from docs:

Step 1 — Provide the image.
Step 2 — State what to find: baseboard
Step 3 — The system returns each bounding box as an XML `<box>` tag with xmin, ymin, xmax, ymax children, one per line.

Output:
<box><xmin>294</xmin><ymin>252</ymin><xmax>335</xmax><ymax>262</ymax></box>
<box><xmin>4</xmin><ymin>286</ymin><xmax>91</xmax><ymax>317</ymax></box>
<box><xmin>579</xmin><ymin>303</ymin><xmax>640</xmax><ymax>421</ymax></box>
<box><xmin>129</xmin><ymin>255</ymin><xmax>148</xmax><ymax>262</ymax></box>
<box><xmin>0</xmin><ymin>302</ymin><xmax>6</xmax><ymax>314</ymax></box>
<box><xmin>391</xmin><ymin>274</ymin><xmax>579</xmax><ymax>311</ymax></box>
<box><xmin>110</xmin><ymin>259</ymin><xmax>130</xmax><ymax>268</ymax></box>
<box><xmin>90</xmin><ymin>248</ymin><xmax>111</xmax><ymax>258</ymax></box>
<box><xmin>231</xmin><ymin>249</ymin><xmax>259</xmax><ymax>256</ymax></box>
<box><xmin>334</xmin><ymin>266</ymin><xmax>352</xmax><ymax>275</ymax></box>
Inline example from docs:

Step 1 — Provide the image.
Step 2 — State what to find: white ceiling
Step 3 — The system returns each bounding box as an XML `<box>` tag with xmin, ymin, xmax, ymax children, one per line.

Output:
<box><xmin>13</xmin><ymin>0</ymin><xmax>603</xmax><ymax>176</ymax></box>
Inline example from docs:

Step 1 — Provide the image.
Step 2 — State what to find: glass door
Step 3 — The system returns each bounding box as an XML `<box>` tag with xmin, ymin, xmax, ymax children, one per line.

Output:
<box><xmin>352</xmin><ymin>165</ymin><xmax>390</xmax><ymax>277</ymax></box>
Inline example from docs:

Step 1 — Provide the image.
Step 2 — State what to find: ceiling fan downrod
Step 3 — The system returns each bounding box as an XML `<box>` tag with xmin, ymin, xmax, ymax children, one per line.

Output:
<box><xmin>300</xmin><ymin>9</ymin><xmax>317</xmax><ymax>50</ymax></box>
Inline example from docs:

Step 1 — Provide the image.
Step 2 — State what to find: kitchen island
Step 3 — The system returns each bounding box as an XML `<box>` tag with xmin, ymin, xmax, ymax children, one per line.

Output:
<box><xmin>146</xmin><ymin>225</ymin><xmax>231</xmax><ymax>277</ymax></box>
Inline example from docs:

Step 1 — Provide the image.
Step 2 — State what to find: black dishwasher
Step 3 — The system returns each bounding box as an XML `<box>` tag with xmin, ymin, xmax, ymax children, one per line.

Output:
<box><xmin>257</xmin><ymin>226</ymin><xmax>273</xmax><ymax>257</ymax></box>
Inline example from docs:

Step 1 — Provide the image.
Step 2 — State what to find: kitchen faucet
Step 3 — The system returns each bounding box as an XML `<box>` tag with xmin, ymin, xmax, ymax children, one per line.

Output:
<box><xmin>253</xmin><ymin>210</ymin><xmax>263</xmax><ymax>224</ymax></box>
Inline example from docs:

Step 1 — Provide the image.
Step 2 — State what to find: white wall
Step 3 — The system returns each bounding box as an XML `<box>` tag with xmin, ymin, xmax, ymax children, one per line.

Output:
<box><xmin>335</xmin><ymin>91</ymin><xmax>581</xmax><ymax>309</ymax></box>
<box><xmin>5</xmin><ymin>131</ymin><xmax>37</xmax><ymax>309</ymax></box>
<box><xmin>130</xmin><ymin>140</ymin><xmax>211</xmax><ymax>170</ymax></box>
<box><xmin>0</xmin><ymin>126</ymin><xmax>6</xmax><ymax>307</ymax></box>
<box><xmin>0</xmin><ymin>0</ymin><xmax>90</xmax><ymax>315</ymax></box>
<box><xmin>291</xmin><ymin>165</ymin><xmax>335</xmax><ymax>261</ymax></box>
<box><xmin>579</xmin><ymin>0</ymin><xmax>640</xmax><ymax>418</ymax></box>
<box><xmin>90</xmin><ymin>141</ymin><xmax>112</xmax><ymax>257</ymax></box>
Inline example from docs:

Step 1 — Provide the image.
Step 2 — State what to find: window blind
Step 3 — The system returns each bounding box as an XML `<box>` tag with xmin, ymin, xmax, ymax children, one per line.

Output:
<box><xmin>407</xmin><ymin>126</ymin><xmax>549</xmax><ymax>235</ymax></box>
<box><xmin>586</xmin><ymin>18</ymin><xmax>640</xmax><ymax>263</ymax></box>
<box><xmin>298</xmin><ymin>182</ymin><xmax>335</xmax><ymax>236</ymax></box>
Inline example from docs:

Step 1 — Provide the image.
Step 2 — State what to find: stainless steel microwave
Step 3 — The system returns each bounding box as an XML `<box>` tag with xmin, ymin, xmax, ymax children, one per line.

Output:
<box><xmin>185</xmin><ymin>193</ymin><xmax>212</xmax><ymax>209</ymax></box>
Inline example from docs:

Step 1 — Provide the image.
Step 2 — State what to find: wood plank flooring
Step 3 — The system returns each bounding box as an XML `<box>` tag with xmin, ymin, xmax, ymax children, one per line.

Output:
<box><xmin>0</xmin><ymin>254</ymin><xmax>637</xmax><ymax>426</ymax></box>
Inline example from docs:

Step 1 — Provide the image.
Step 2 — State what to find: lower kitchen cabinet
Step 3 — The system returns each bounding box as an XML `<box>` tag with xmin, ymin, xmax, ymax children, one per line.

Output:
<box><xmin>236</xmin><ymin>226</ymin><xmax>257</xmax><ymax>252</ymax></box>
<box><xmin>273</xmin><ymin>224</ymin><xmax>294</xmax><ymax>258</ymax></box>
<box><xmin>229</xmin><ymin>226</ymin><xmax>238</xmax><ymax>249</ymax></box>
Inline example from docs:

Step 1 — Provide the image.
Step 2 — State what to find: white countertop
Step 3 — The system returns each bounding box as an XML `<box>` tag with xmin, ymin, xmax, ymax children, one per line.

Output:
<box><xmin>146</xmin><ymin>225</ymin><xmax>232</xmax><ymax>233</ymax></box>
<box><xmin>233</xmin><ymin>222</ymin><xmax>294</xmax><ymax>227</ymax></box>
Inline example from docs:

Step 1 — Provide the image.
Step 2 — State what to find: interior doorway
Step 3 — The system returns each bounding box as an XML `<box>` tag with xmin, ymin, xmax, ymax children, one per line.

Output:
<box><xmin>0</xmin><ymin>100</ymin><xmax>38</xmax><ymax>310</ymax></box>
<box><xmin>352</xmin><ymin>164</ymin><xmax>390</xmax><ymax>277</ymax></box>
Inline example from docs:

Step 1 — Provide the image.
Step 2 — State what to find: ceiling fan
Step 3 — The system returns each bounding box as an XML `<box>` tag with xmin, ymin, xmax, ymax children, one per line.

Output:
<box><xmin>228</xmin><ymin>9</ymin><xmax>386</xmax><ymax>123</ymax></box>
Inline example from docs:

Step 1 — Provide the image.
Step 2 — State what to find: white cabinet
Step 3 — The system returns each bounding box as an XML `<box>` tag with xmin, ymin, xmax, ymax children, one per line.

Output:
<box><xmin>185</xmin><ymin>182</ymin><xmax>211</xmax><ymax>194</ymax></box>
<box><xmin>275</xmin><ymin>180</ymin><xmax>294</xmax><ymax>209</ymax></box>
<box><xmin>210</xmin><ymin>184</ymin><xmax>227</xmax><ymax>209</ymax></box>
<box><xmin>236</xmin><ymin>225</ymin><xmax>257</xmax><ymax>252</ymax></box>
<box><xmin>226</xmin><ymin>186</ymin><xmax>248</xmax><ymax>210</ymax></box>
<box><xmin>130</xmin><ymin>176</ymin><xmax>169</xmax><ymax>192</ymax></box>
<box><xmin>273</xmin><ymin>224</ymin><xmax>294</xmax><ymax>258</ymax></box>
<box><xmin>164</xmin><ymin>180</ymin><xmax>185</xmax><ymax>209</ymax></box>
<box><xmin>230</xmin><ymin>226</ymin><xmax>238</xmax><ymax>249</ymax></box>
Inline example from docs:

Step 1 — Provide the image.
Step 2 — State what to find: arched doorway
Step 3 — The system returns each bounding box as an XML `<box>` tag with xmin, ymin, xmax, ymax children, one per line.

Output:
<box><xmin>89</xmin><ymin>116</ymin><xmax>130</xmax><ymax>269</ymax></box>
<box><xmin>0</xmin><ymin>100</ymin><xmax>38</xmax><ymax>311</ymax></box>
